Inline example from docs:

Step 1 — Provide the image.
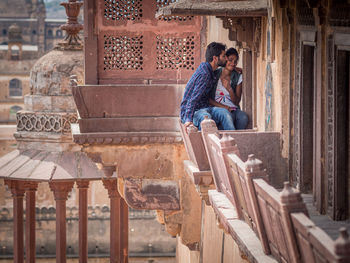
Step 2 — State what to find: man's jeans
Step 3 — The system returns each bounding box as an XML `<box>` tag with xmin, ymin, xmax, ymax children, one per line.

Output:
<box><xmin>193</xmin><ymin>107</ymin><xmax>248</xmax><ymax>130</ymax></box>
<box><xmin>231</xmin><ymin>109</ymin><xmax>249</xmax><ymax>130</ymax></box>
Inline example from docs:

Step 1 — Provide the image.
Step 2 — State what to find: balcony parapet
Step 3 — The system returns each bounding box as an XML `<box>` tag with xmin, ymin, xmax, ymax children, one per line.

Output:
<box><xmin>191</xmin><ymin>118</ymin><xmax>350</xmax><ymax>263</ymax></box>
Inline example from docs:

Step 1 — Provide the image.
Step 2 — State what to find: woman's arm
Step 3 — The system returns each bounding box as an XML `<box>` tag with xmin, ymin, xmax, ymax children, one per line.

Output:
<box><xmin>209</xmin><ymin>98</ymin><xmax>231</xmax><ymax>111</ymax></box>
<box><xmin>232</xmin><ymin>83</ymin><xmax>242</xmax><ymax>105</ymax></box>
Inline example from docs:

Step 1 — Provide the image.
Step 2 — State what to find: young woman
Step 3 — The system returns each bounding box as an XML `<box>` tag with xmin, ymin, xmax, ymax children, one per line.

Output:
<box><xmin>209</xmin><ymin>47</ymin><xmax>249</xmax><ymax>130</ymax></box>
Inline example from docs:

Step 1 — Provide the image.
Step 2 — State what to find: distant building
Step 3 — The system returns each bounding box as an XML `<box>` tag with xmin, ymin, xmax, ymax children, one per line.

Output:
<box><xmin>0</xmin><ymin>0</ymin><xmax>65</xmax><ymax>123</ymax></box>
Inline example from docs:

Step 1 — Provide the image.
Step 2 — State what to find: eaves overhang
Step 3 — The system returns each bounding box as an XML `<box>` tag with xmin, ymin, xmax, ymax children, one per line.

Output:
<box><xmin>156</xmin><ymin>0</ymin><xmax>268</xmax><ymax>18</ymax></box>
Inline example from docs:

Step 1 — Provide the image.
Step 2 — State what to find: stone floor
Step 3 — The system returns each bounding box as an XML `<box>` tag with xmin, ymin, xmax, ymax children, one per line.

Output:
<box><xmin>302</xmin><ymin>194</ymin><xmax>350</xmax><ymax>240</ymax></box>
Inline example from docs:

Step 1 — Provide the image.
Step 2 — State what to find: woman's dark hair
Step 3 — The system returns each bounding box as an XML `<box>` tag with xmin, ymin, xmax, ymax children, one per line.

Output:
<box><xmin>205</xmin><ymin>42</ymin><xmax>226</xmax><ymax>62</ymax></box>
<box><xmin>226</xmin><ymin>47</ymin><xmax>239</xmax><ymax>59</ymax></box>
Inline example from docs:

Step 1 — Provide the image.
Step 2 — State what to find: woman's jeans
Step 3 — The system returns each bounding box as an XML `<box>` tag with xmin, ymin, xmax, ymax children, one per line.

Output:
<box><xmin>193</xmin><ymin>107</ymin><xmax>248</xmax><ymax>130</ymax></box>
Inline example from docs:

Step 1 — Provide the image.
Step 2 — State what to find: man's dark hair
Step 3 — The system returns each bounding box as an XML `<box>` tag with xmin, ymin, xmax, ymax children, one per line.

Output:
<box><xmin>205</xmin><ymin>42</ymin><xmax>226</xmax><ymax>62</ymax></box>
<box><xmin>226</xmin><ymin>47</ymin><xmax>239</xmax><ymax>59</ymax></box>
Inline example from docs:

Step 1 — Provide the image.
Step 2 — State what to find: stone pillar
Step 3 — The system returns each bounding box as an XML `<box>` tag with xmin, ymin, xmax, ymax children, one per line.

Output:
<box><xmin>120</xmin><ymin>198</ymin><xmax>129</xmax><ymax>262</ymax></box>
<box><xmin>5</xmin><ymin>180</ymin><xmax>25</xmax><ymax>263</ymax></box>
<box><xmin>76</xmin><ymin>180</ymin><xmax>89</xmax><ymax>263</ymax></box>
<box><xmin>24</xmin><ymin>182</ymin><xmax>39</xmax><ymax>263</ymax></box>
<box><xmin>49</xmin><ymin>181</ymin><xmax>74</xmax><ymax>263</ymax></box>
<box><xmin>103</xmin><ymin>178</ymin><xmax>128</xmax><ymax>263</ymax></box>
<box><xmin>280</xmin><ymin>181</ymin><xmax>308</xmax><ymax>263</ymax></box>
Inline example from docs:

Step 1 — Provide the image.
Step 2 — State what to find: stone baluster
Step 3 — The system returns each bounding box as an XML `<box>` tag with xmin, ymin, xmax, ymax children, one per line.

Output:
<box><xmin>244</xmin><ymin>155</ymin><xmax>270</xmax><ymax>254</ymax></box>
<box><xmin>200</xmin><ymin>115</ymin><xmax>218</xmax><ymax>134</ymax></box>
<box><xmin>5</xmin><ymin>180</ymin><xmax>25</xmax><ymax>263</ymax></box>
<box><xmin>76</xmin><ymin>180</ymin><xmax>89</xmax><ymax>263</ymax></box>
<box><xmin>49</xmin><ymin>181</ymin><xmax>74</xmax><ymax>263</ymax></box>
<box><xmin>280</xmin><ymin>181</ymin><xmax>308</xmax><ymax>263</ymax></box>
<box><xmin>24</xmin><ymin>182</ymin><xmax>39</xmax><ymax>263</ymax></box>
<box><xmin>334</xmin><ymin>227</ymin><xmax>350</xmax><ymax>263</ymax></box>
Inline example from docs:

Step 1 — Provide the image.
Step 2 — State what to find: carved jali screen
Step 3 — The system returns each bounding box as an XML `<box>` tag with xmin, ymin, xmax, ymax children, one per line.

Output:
<box><xmin>95</xmin><ymin>0</ymin><xmax>202</xmax><ymax>84</ymax></box>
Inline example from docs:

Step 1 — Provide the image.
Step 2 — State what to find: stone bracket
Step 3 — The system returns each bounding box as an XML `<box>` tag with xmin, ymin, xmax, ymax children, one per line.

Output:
<box><xmin>124</xmin><ymin>178</ymin><xmax>180</xmax><ymax>210</ymax></box>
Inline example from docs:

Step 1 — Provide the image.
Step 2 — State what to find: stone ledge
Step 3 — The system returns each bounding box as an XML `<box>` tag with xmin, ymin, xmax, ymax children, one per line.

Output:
<box><xmin>71</xmin><ymin>124</ymin><xmax>183</xmax><ymax>145</ymax></box>
<box><xmin>209</xmin><ymin>190</ymin><xmax>277</xmax><ymax>263</ymax></box>
<box><xmin>156</xmin><ymin>0</ymin><xmax>268</xmax><ymax>18</ymax></box>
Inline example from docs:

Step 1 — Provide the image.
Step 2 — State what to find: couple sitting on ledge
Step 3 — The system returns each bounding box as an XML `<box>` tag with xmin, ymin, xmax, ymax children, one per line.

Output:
<box><xmin>180</xmin><ymin>42</ymin><xmax>248</xmax><ymax>131</ymax></box>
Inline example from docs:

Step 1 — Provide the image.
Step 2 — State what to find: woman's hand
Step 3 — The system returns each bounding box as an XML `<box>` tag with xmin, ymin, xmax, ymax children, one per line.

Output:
<box><xmin>235</xmin><ymin>67</ymin><xmax>243</xmax><ymax>74</ymax></box>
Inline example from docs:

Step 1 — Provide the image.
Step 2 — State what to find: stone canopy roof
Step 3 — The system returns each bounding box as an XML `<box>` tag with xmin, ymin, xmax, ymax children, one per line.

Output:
<box><xmin>0</xmin><ymin>150</ymin><xmax>109</xmax><ymax>181</ymax></box>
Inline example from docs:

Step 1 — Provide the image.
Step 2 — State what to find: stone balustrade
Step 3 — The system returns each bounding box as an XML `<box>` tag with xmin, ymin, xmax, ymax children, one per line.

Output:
<box><xmin>179</xmin><ymin>118</ymin><xmax>350</xmax><ymax>263</ymax></box>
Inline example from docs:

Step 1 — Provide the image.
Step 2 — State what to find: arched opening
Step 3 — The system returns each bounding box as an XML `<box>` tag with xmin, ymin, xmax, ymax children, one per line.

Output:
<box><xmin>56</xmin><ymin>30</ymin><xmax>62</xmax><ymax>37</ymax></box>
<box><xmin>48</xmin><ymin>29</ymin><xmax>53</xmax><ymax>37</ymax></box>
<box><xmin>2</xmin><ymin>29</ymin><xmax>7</xmax><ymax>36</ymax></box>
<box><xmin>9</xmin><ymin>105</ymin><xmax>22</xmax><ymax>122</ymax></box>
<box><xmin>32</xmin><ymin>30</ymin><xmax>36</xmax><ymax>35</ymax></box>
<box><xmin>10</xmin><ymin>45</ymin><xmax>20</xmax><ymax>60</ymax></box>
<box><xmin>9</xmin><ymin>78</ymin><xmax>22</xmax><ymax>97</ymax></box>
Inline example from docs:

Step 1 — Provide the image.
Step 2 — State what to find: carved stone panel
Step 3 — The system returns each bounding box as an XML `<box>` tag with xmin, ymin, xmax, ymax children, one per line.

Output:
<box><xmin>326</xmin><ymin>34</ymin><xmax>335</xmax><ymax>218</ymax></box>
<box><xmin>95</xmin><ymin>0</ymin><xmax>202</xmax><ymax>84</ymax></box>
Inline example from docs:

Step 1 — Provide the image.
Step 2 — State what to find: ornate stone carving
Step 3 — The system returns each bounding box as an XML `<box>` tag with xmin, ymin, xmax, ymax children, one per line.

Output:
<box><xmin>326</xmin><ymin>34</ymin><xmax>335</xmax><ymax>215</ymax></box>
<box><xmin>16</xmin><ymin>112</ymin><xmax>78</xmax><ymax>133</ymax></box>
<box><xmin>253</xmin><ymin>17</ymin><xmax>261</xmax><ymax>56</ymax></box>
<box><xmin>293</xmin><ymin>31</ymin><xmax>301</xmax><ymax>189</ymax></box>
<box><xmin>73</xmin><ymin>132</ymin><xmax>183</xmax><ymax>145</ymax></box>
<box><xmin>329</xmin><ymin>6</ymin><xmax>350</xmax><ymax>27</ymax></box>
<box><xmin>56</xmin><ymin>0</ymin><xmax>83</xmax><ymax>50</ymax></box>
<box><xmin>297</xmin><ymin>0</ymin><xmax>315</xmax><ymax>26</ymax></box>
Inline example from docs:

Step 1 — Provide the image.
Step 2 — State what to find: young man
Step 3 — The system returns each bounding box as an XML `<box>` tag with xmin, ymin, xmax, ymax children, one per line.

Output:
<box><xmin>180</xmin><ymin>42</ymin><xmax>234</xmax><ymax>130</ymax></box>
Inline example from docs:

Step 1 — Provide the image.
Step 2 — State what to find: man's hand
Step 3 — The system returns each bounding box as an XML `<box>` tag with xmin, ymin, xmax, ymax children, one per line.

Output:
<box><xmin>184</xmin><ymin>121</ymin><xmax>193</xmax><ymax>127</ymax></box>
<box><xmin>184</xmin><ymin>121</ymin><xmax>195</xmax><ymax>134</ymax></box>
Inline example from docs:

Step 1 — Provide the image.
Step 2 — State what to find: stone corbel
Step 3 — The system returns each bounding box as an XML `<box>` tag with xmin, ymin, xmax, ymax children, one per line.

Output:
<box><xmin>156</xmin><ymin>210</ymin><xmax>183</xmax><ymax>237</ymax></box>
<box><xmin>183</xmin><ymin>160</ymin><xmax>214</xmax><ymax>205</ymax></box>
<box><xmin>253</xmin><ymin>17</ymin><xmax>262</xmax><ymax>56</ymax></box>
<box><xmin>123</xmin><ymin>178</ymin><xmax>180</xmax><ymax>210</ymax></box>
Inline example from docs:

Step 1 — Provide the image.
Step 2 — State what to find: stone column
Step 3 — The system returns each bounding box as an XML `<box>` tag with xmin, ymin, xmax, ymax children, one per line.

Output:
<box><xmin>24</xmin><ymin>182</ymin><xmax>39</xmax><ymax>263</ymax></box>
<box><xmin>103</xmin><ymin>178</ymin><xmax>121</xmax><ymax>263</ymax></box>
<box><xmin>120</xmin><ymin>198</ymin><xmax>129</xmax><ymax>262</ymax></box>
<box><xmin>49</xmin><ymin>181</ymin><xmax>74</xmax><ymax>263</ymax></box>
<box><xmin>76</xmin><ymin>180</ymin><xmax>89</xmax><ymax>263</ymax></box>
<box><xmin>5</xmin><ymin>180</ymin><xmax>25</xmax><ymax>263</ymax></box>
<box><xmin>103</xmin><ymin>178</ymin><xmax>128</xmax><ymax>263</ymax></box>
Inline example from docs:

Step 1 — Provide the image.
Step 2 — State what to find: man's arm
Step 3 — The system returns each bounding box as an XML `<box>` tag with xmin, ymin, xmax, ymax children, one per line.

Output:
<box><xmin>183</xmin><ymin>73</ymin><xmax>211</xmax><ymax>123</ymax></box>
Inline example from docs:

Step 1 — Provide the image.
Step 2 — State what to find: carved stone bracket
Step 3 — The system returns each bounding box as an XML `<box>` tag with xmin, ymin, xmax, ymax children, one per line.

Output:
<box><xmin>156</xmin><ymin>210</ymin><xmax>183</xmax><ymax>237</ymax></box>
<box><xmin>184</xmin><ymin>160</ymin><xmax>214</xmax><ymax>205</ymax></box>
<box><xmin>49</xmin><ymin>181</ymin><xmax>74</xmax><ymax>201</ymax></box>
<box><xmin>123</xmin><ymin>178</ymin><xmax>180</xmax><ymax>210</ymax></box>
<box><xmin>221</xmin><ymin>16</ymin><xmax>261</xmax><ymax>55</ymax></box>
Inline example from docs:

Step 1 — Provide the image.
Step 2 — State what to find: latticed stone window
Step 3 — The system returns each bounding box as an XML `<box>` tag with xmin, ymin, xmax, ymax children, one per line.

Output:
<box><xmin>156</xmin><ymin>0</ymin><xmax>193</xmax><ymax>21</ymax></box>
<box><xmin>156</xmin><ymin>35</ymin><xmax>195</xmax><ymax>70</ymax></box>
<box><xmin>9</xmin><ymin>78</ymin><xmax>22</xmax><ymax>97</ymax></box>
<box><xmin>103</xmin><ymin>35</ymin><xmax>144</xmax><ymax>70</ymax></box>
<box><xmin>104</xmin><ymin>0</ymin><xmax>143</xmax><ymax>21</ymax></box>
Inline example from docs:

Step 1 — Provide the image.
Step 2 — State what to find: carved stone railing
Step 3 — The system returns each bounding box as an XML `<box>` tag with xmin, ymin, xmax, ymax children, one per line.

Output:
<box><xmin>291</xmin><ymin>213</ymin><xmax>350</xmax><ymax>263</ymax></box>
<box><xmin>194</xmin><ymin>118</ymin><xmax>350</xmax><ymax>263</ymax></box>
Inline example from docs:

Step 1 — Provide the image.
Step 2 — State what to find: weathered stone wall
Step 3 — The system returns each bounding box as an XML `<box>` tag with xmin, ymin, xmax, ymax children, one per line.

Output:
<box><xmin>82</xmin><ymin>143</ymin><xmax>203</xmax><ymax>248</ymax></box>
<box><xmin>176</xmin><ymin>204</ymin><xmax>249</xmax><ymax>263</ymax></box>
